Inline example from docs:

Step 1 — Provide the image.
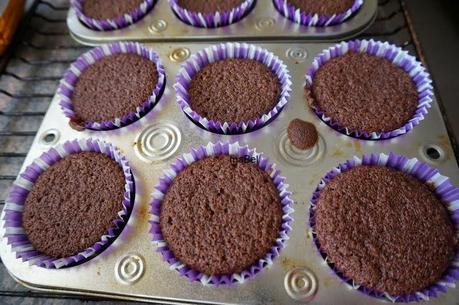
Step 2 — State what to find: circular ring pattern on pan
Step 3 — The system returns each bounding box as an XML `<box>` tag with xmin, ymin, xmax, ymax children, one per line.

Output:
<box><xmin>278</xmin><ymin>131</ymin><xmax>325</xmax><ymax>166</ymax></box>
<box><xmin>115</xmin><ymin>253</ymin><xmax>145</xmax><ymax>285</ymax></box>
<box><xmin>284</xmin><ymin>267</ymin><xmax>318</xmax><ymax>302</ymax></box>
<box><xmin>134</xmin><ymin>121</ymin><xmax>181</xmax><ymax>162</ymax></box>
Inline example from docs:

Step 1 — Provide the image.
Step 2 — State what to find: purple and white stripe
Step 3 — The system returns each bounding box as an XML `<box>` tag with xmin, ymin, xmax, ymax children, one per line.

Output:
<box><xmin>71</xmin><ymin>0</ymin><xmax>156</xmax><ymax>31</ymax></box>
<box><xmin>168</xmin><ymin>0</ymin><xmax>254</xmax><ymax>28</ymax></box>
<box><xmin>309</xmin><ymin>152</ymin><xmax>459</xmax><ymax>302</ymax></box>
<box><xmin>273</xmin><ymin>0</ymin><xmax>363</xmax><ymax>27</ymax></box>
<box><xmin>149</xmin><ymin>142</ymin><xmax>294</xmax><ymax>285</ymax></box>
<box><xmin>58</xmin><ymin>41</ymin><xmax>166</xmax><ymax>131</ymax></box>
<box><xmin>174</xmin><ymin>42</ymin><xmax>292</xmax><ymax>134</ymax></box>
<box><xmin>2</xmin><ymin>139</ymin><xmax>135</xmax><ymax>269</ymax></box>
<box><xmin>306</xmin><ymin>39</ymin><xmax>434</xmax><ymax>140</ymax></box>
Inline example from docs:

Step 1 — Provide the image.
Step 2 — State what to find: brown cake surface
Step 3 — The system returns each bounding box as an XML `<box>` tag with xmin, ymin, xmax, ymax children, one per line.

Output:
<box><xmin>315</xmin><ymin>166</ymin><xmax>457</xmax><ymax>295</ymax></box>
<box><xmin>287</xmin><ymin>0</ymin><xmax>355</xmax><ymax>15</ymax></box>
<box><xmin>72</xmin><ymin>53</ymin><xmax>158</xmax><ymax>123</ymax></box>
<box><xmin>310</xmin><ymin>52</ymin><xmax>418</xmax><ymax>133</ymax></box>
<box><xmin>23</xmin><ymin>152</ymin><xmax>125</xmax><ymax>258</ymax></box>
<box><xmin>160</xmin><ymin>155</ymin><xmax>282</xmax><ymax>275</ymax></box>
<box><xmin>82</xmin><ymin>0</ymin><xmax>145</xmax><ymax>20</ymax></box>
<box><xmin>287</xmin><ymin>119</ymin><xmax>318</xmax><ymax>150</ymax></box>
<box><xmin>177</xmin><ymin>0</ymin><xmax>244</xmax><ymax>14</ymax></box>
<box><xmin>188</xmin><ymin>58</ymin><xmax>281</xmax><ymax>123</ymax></box>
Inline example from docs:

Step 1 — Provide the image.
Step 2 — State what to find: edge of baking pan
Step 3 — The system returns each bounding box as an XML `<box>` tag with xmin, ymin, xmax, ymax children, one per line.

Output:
<box><xmin>66</xmin><ymin>0</ymin><xmax>377</xmax><ymax>45</ymax></box>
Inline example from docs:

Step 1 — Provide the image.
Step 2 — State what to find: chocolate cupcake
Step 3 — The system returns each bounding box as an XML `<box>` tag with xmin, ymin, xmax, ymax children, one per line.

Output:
<box><xmin>188</xmin><ymin>58</ymin><xmax>280</xmax><ymax>125</ymax></box>
<box><xmin>169</xmin><ymin>0</ymin><xmax>255</xmax><ymax>28</ymax></box>
<box><xmin>273</xmin><ymin>0</ymin><xmax>363</xmax><ymax>26</ymax></box>
<box><xmin>3</xmin><ymin>139</ymin><xmax>134</xmax><ymax>268</ymax></box>
<box><xmin>176</xmin><ymin>0</ymin><xmax>245</xmax><ymax>14</ymax></box>
<box><xmin>306</xmin><ymin>40</ymin><xmax>433</xmax><ymax>140</ymax></box>
<box><xmin>71</xmin><ymin>0</ymin><xmax>156</xmax><ymax>31</ymax></box>
<box><xmin>150</xmin><ymin>142</ymin><xmax>294</xmax><ymax>285</ymax></box>
<box><xmin>59</xmin><ymin>42</ymin><xmax>166</xmax><ymax>131</ymax></box>
<box><xmin>310</xmin><ymin>153</ymin><xmax>459</xmax><ymax>302</ymax></box>
<box><xmin>175</xmin><ymin>43</ymin><xmax>292</xmax><ymax>134</ymax></box>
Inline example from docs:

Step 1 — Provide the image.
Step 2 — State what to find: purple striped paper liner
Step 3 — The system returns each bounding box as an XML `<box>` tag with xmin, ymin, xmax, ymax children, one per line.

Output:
<box><xmin>168</xmin><ymin>0</ymin><xmax>254</xmax><ymax>28</ymax></box>
<box><xmin>149</xmin><ymin>142</ymin><xmax>294</xmax><ymax>285</ymax></box>
<box><xmin>174</xmin><ymin>43</ymin><xmax>292</xmax><ymax>134</ymax></box>
<box><xmin>2</xmin><ymin>139</ymin><xmax>135</xmax><ymax>269</ymax></box>
<box><xmin>273</xmin><ymin>0</ymin><xmax>363</xmax><ymax>27</ymax></box>
<box><xmin>58</xmin><ymin>41</ymin><xmax>166</xmax><ymax>131</ymax></box>
<box><xmin>306</xmin><ymin>39</ymin><xmax>434</xmax><ymax>140</ymax></box>
<box><xmin>309</xmin><ymin>152</ymin><xmax>459</xmax><ymax>303</ymax></box>
<box><xmin>71</xmin><ymin>0</ymin><xmax>156</xmax><ymax>31</ymax></box>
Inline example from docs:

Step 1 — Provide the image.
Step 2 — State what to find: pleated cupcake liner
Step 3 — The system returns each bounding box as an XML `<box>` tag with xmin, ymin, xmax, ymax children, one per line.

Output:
<box><xmin>58</xmin><ymin>41</ymin><xmax>166</xmax><ymax>131</ymax></box>
<box><xmin>149</xmin><ymin>141</ymin><xmax>294</xmax><ymax>285</ymax></box>
<box><xmin>305</xmin><ymin>39</ymin><xmax>434</xmax><ymax>140</ymax></box>
<box><xmin>2</xmin><ymin>138</ymin><xmax>135</xmax><ymax>269</ymax></box>
<box><xmin>71</xmin><ymin>0</ymin><xmax>156</xmax><ymax>31</ymax></box>
<box><xmin>309</xmin><ymin>152</ymin><xmax>459</xmax><ymax>303</ymax></box>
<box><xmin>273</xmin><ymin>0</ymin><xmax>363</xmax><ymax>27</ymax></box>
<box><xmin>174</xmin><ymin>42</ymin><xmax>292</xmax><ymax>134</ymax></box>
<box><xmin>168</xmin><ymin>0</ymin><xmax>255</xmax><ymax>28</ymax></box>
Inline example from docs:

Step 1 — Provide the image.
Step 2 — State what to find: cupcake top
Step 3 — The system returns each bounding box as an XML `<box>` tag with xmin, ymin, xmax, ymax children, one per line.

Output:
<box><xmin>309</xmin><ymin>51</ymin><xmax>418</xmax><ymax>134</ymax></box>
<box><xmin>22</xmin><ymin>152</ymin><xmax>125</xmax><ymax>258</ymax></box>
<box><xmin>287</xmin><ymin>0</ymin><xmax>355</xmax><ymax>16</ymax></box>
<box><xmin>176</xmin><ymin>0</ymin><xmax>245</xmax><ymax>14</ymax></box>
<box><xmin>159</xmin><ymin>155</ymin><xmax>282</xmax><ymax>276</ymax></box>
<box><xmin>287</xmin><ymin>119</ymin><xmax>318</xmax><ymax>150</ymax></box>
<box><xmin>71</xmin><ymin>53</ymin><xmax>158</xmax><ymax>125</ymax></box>
<box><xmin>188</xmin><ymin>58</ymin><xmax>281</xmax><ymax>124</ymax></box>
<box><xmin>314</xmin><ymin>165</ymin><xmax>457</xmax><ymax>296</ymax></box>
<box><xmin>82</xmin><ymin>0</ymin><xmax>145</xmax><ymax>20</ymax></box>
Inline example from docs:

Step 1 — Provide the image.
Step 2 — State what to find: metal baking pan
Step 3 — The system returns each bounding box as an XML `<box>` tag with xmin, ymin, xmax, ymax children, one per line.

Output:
<box><xmin>67</xmin><ymin>0</ymin><xmax>378</xmax><ymax>46</ymax></box>
<box><xmin>1</xmin><ymin>42</ymin><xmax>458</xmax><ymax>305</ymax></box>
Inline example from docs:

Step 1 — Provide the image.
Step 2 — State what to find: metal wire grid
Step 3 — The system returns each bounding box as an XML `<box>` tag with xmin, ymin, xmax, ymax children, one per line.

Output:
<box><xmin>0</xmin><ymin>0</ymin><xmax>427</xmax><ymax>303</ymax></box>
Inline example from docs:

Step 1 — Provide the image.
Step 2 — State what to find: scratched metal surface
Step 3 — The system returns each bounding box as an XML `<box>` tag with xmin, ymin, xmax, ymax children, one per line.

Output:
<box><xmin>0</xmin><ymin>0</ymin><xmax>455</xmax><ymax>304</ymax></box>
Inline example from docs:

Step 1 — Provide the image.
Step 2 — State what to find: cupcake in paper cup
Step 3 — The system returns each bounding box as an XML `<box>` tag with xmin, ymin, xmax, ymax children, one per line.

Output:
<box><xmin>305</xmin><ymin>39</ymin><xmax>434</xmax><ymax>140</ymax></box>
<box><xmin>169</xmin><ymin>0</ymin><xmax>255</xmax><ymax>28</ymax></box>
<box><xmin>2</xmin><ymin>139</ymin><xmax>135</xmax><ymax>268</ymax></box>
<box><xmin>149</xmin><ymin>142</ymin><xmax>294</xmax><ymax>285</ymax></box>
<box><xmin>174</xmin><ymin>43</ymin><xmax>292</xmax><ymax>134</ymax></box>
<box><xmin>58</xmin><ymin>41</ymin><xmax>166</xmax><ymax>131</ymax></box>
<box><xmin>309</xmin><ymin>152</ymin><xmax>458</xmax><ymax>302</ymax></box>
<box><xmin>71</xmin><ymin>0</ymin><xmax>156</xmax><ymax>31</ymax></box>
<box><xmin>273</xmin><ymin>0</ymin><xmax>363</xmax><ymax>27</ymax></box>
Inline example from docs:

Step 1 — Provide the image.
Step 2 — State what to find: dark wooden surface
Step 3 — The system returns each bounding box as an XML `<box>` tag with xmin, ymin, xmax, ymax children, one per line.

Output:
<box><xmin>0</xmin><ymin>0</ymin><xmax>453</xmax><ymax>304</ymax></box>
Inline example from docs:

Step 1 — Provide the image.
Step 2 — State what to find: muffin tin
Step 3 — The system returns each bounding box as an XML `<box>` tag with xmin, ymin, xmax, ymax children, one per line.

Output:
<box><xmin>67</xmin><ymin>0</ymin><xmax>378</xmax><ymax>45</ymax></box>
<box><xmin>1</xmin><ymin>42</ymin><xmax>458</xmax><ymax>305</ymax></box>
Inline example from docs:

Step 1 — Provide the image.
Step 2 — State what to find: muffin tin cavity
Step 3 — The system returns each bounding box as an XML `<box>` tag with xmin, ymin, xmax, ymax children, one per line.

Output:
<box><xmin>174</xmin><ymin>43</ymin><xmax>292</xmax><ymax>135</ymax></box>
<box><xmin>71</xmin><ymin>0</ymin><xmax>157</xmax><ymax>31</ymax></box>
<box><xmin>306</xmin><ymin>40</ymin><xmax>433</xmax><ymax>140</ymax></box>
<box><xmin>309</xmin><ymin>153</ymin><xmax>459</xmax><ymax>302</ymax></box>
<box><xmin>169</xmin><ymin>0</ymin><xmax>255</xmax><ymax>28</ymax></box>
<box><xmin>58</xmin><ymin>42</ymin><xmax>166</xmax><ymax>131</ymax></box>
